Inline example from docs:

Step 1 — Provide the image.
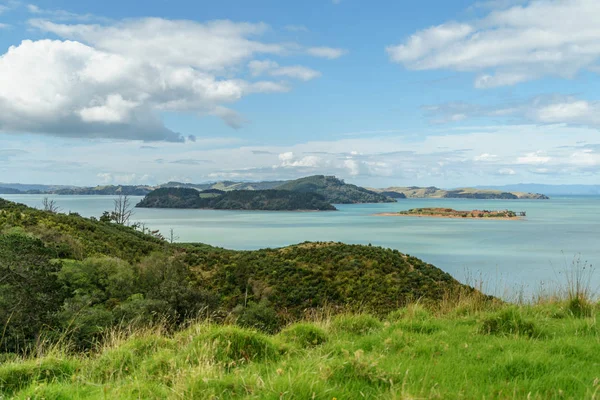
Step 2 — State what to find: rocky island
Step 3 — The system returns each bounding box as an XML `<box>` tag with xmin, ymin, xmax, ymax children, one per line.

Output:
<box><xmin>377</xmin><ymin>207</ymin><xmax>525</xmax><ymax>219</ymax></box>
<box><xmin>136</xmin><ymin>187</ymin><xmax>337</xmax><ymax>211</ymax></box>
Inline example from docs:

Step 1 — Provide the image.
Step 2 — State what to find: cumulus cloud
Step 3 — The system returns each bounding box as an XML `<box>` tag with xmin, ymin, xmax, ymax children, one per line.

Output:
<box><xmin>0</xmin><ymin>17</ymin><xmax>331</xmax><ymax>141</ymax></box>
<box><xmin>387</xmin><ymin>0</ymin><xmax>600</xmax><ymax>87</ymax></box>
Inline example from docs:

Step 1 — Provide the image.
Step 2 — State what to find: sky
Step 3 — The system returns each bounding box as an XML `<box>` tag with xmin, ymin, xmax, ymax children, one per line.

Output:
<box><xmin>1</xmin><ymin>0</ymin><xmax>600</xmax><ymax>188</ymax></box>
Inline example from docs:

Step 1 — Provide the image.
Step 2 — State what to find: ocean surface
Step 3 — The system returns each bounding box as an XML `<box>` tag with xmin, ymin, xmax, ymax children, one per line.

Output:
<box><xmin>3</xmin><ymin>194</ymin><xmax>600</xmax><ymax>299</ymax></box>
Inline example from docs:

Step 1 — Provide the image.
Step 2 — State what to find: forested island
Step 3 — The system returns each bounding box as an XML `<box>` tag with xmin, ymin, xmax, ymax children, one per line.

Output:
<box><xmin>136</xmin><ymin>187</ymin><xmax>337</xmax><ymax>211</ymax></box>
<box><xmin>378</xmin><ymin>207</ymin><xmax>524</xmax><ymax>219</ymax></box>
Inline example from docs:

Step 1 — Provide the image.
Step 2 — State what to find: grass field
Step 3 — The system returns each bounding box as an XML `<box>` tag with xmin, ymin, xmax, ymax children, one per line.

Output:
<box><xmin>2</xmin><ymin>298</ymin><xmax>599</xmax><ymax>399</ymax></box>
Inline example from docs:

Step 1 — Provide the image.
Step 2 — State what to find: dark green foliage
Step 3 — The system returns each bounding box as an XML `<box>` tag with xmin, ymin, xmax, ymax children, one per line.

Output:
<box><xmin>279</xmin><ymin>323</ymin><xmax>328</xmax><ymax>347</ymax></box>
<box><xmin>276</xmin><ymin>175</ymin><xmax>394</xmax><ymax>204</ymax></box>
<box><xmin>480</xmin><ymin>308</ymin><xmax>540</xmax><ymax>337</ymax></box>
<box><xmin>188</xmin><ymin>242</ymin><xmax>465</xmax><ymax>318</ymax></box>
<box><xmin>0</xmin><ymin>234</ymin><xmax>66</xmax><ymax>353</ymax></box>
<box><xmin>234</xmin><ymin>301</ymin><xmax>282</xmax><ymax>334</ymax></box>
<box><xmin>0</xmin><ymin>198</ymin><xmax>165</xmax><ymax>263</ymax></box>
<box><xmin>0</xmin><ymin>198</ymin><xmax>473</xmax><ymax>355</ymax></box>
<box><xmin>136</xmin><ymin>188</ymin><xmax>337</xmax><ymax>211</ymax></box>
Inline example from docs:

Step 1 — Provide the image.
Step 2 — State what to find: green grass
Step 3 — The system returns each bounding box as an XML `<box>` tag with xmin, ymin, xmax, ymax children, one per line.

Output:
<box><xmin>3</xmin><ymin>301</ymin><xmax>600</xmax><ymax>399</ymax></box>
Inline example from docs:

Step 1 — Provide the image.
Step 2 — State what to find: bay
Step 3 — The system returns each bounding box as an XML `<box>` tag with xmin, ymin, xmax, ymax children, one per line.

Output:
<box><xmin>3</xmin><ymin>194</ymin><xmax>599</xmax><ymax>298</ymax></box>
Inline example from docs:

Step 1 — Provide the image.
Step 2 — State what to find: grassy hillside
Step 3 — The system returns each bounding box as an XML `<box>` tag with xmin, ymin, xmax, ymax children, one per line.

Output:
<box><xmin>373</xmin><ymin>186</ymin><xmax>549</xmax><ymax>199</ymax></box>
<box><xmin>2</xmin><ymin>301</ymin><xmax>599</xmax><ymax>399</ymax></box>
<box><xmin>0</xmin><ymin>198</ymin><xmax>466</xmax><ymax>354</ymax></box>
<box><xmin>136</xmin><ymin>188</ymin><xmax>337</xmax><ymax>211</ymax></box>
<box><xmin>277</xmin><ymin>175</ymin><xmax>394</xmax><ymax>204</ymax></box>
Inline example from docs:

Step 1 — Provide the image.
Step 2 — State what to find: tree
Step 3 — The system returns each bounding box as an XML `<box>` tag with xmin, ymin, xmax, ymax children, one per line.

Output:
<box><xmin>168</xmin><ymin>228</ymin><xmax>179</xmax><ymax>244</ymax></box>
<box><xmin>111</xmin><ymin>194</ymin><xmax>134</xmax><ymax>225</ymax></box>
<box><xmin>42</xmin><ymin>197</ymin><xmax>61</xmax><ymax>213</ymax></box>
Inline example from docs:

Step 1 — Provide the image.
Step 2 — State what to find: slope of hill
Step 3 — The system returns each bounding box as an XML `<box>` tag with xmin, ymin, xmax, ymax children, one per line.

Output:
<box><xmin>53</xmin><ymin>185</ymin><xmax>153</xmax><ymax>196</ymax></box>
<box><xmin>477</xmin><ymin>184</ymin><xmax>600</xmax><ymax>195</ymax></box>
<box><xmin>374</xmin><ymin>186</ymin><xmax>549</xmax><ymax>199</ymax></box>
<box><xmin>0</xmin><ymin>198</ymin><xmax>471</xmax><ymax>354</ymax></box>
<box><xmin>277</xmin><ymin>175</ymin><xmax>395</xmax><ymax>204</ymax></box>
<box><xmin>136</xmin><ymin>188</ymin><xmax>337</xmax><ymax>211</ymax></box>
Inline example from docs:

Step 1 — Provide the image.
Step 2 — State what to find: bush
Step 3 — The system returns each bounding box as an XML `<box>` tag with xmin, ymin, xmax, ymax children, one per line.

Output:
<box><xmin>331</xmin><ymin>314</ymin><xmax>383</xmax><ymax>335</ymax></box>
<box><xmin>234</xmin><ymin>301</ymin><xmax>282</xmax><ymax>334</ymax></box>
<box><xmin>279</xmin><ymin>323</ymin><xmax>328</xmax><ymax>347</ymax></box>
<box><xmin>480</xmin><ymin>308</ymin><xmax>540</xmax><ymax>338</ymax></box>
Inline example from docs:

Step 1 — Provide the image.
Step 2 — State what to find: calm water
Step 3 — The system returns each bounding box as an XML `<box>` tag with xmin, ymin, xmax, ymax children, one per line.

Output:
<box><xmin>4</xmin><ymin>194</ymin><xmax>600</xmax><ymax>298</ymax></box>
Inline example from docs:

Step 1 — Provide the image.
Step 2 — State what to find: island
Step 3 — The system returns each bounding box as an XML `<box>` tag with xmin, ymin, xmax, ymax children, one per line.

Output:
<box><xmin>135</xmin><ymin>187</ymin><xmax>337</xmax><ymax>211</ymax></box>
<box><xmin>376</xmin><ymin>207</ymin><xmax>525</xmax><ymax>219</ymax></box>
<box><xmin>370</xmin><ymin>186</ymin><xmax>549</xmax><ymax>200</ymax></box>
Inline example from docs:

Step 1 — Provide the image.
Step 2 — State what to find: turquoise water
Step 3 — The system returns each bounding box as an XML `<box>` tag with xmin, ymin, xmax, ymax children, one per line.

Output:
<box><xmin>3</xmin><ymin>194</ymin><xmax>600</xmax><ymax>298</ymax></box>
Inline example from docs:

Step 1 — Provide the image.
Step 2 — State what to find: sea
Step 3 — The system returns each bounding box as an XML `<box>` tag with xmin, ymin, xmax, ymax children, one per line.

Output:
<box><xmin>3</xmin><ymin>194</ymin><xmax>600</xmax><ymax>299</ymax></box>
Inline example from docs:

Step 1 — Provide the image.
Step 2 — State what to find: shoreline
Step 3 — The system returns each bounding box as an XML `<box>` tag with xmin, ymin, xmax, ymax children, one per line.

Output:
<box><xmin>374</xmin><ymin>212</ymin><xmax>523</xmax><ymax>220</ymax></box>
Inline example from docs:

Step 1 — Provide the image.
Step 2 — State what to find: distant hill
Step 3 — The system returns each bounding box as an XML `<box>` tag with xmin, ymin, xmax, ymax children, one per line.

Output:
<box><xmin>136</xmin><ymin>187</ymin><xmax>337</xmax><ymax>211</ymax></box>
<box><xmin>372</xmin><ymin>186</ymin><xmax>548</xmax><ymax>200</ymax></box>
<box><xmin>476</xmin><ymin>184</ymin><xmax>600</xmax><ymax>196</ymax></box>
<box><xmin>0</xmin><ymin>187</ymin><xmax>24</xmax><ymax>194</ymax></box>
<box><xmin>0</xmin><ymin>183</ymin><xmax>74</xmax><ymax>192</ymax></box>
<box><xmin>277</xmin><ymin>175</ymin><xmax>395</xmax><ymax>204</ymax></box>
<box><xmin>53</xmin><ymin>185</ymin><xmax>153</xmax><ymax>196</ymax></box>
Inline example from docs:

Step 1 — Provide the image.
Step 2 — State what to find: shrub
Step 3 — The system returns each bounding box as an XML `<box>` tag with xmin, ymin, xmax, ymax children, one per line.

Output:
<box><xmin>331</xmin><ymin>314</ymin><xmax>383</xmax><ymax>335</ymax></box>
<box><xmin>234</xmin><ymin>301</ymin><xmax>282</xmax><ymax>334</ymax></box>
<box><xmin>279</xmin><ymin>323</ymin><xmax>328</xmax><ymax>347</ymax></box>
<box><xmin>479</xmin><ymin>308</ymin><xmax>540</xmax><ymax>338</ymax></box>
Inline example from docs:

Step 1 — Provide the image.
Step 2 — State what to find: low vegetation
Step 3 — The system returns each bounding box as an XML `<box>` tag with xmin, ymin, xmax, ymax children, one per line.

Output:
<box><xmin>1</xmin><ymin>299</ymin><xmax>599</xmax><ymax>399</ymax></box>
<box><xmin>1</xmin><ymin>197</ymin><xmax>598</xmax><ymax>398</ymax></box>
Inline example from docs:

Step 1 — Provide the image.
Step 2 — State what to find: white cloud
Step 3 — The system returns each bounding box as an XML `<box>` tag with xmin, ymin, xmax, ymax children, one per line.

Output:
<box><xmin>0</xmin><ymin>23</ymin><xmax>9</xmax><ymax>29</ymax></box>
<box><xmin>517</xmin><ymin>151</ymin><xmax>551</xmax><ymax>165</ymax></box>
<box><xmin>387</xmin><ymin>0</ymin><xmax>600</xmax><ymax>87</ymax></box>
<box><xmin>474</xmin><ymin>153</ymin><xmax>498</xmax><ymax>161</ymax></box>
<box><xmin>426</xmin><ymin>95</ymin><xmax>600</xmax><ymax>129</ymax></box>
<box><xmin>306</xmin><ymin>46</ymin><xmax>347</xmax><ymax>59</ymax></box>
<box><xmin>30</xmin><ymin>18</ymin><xmax>283</xmax><ymax>72</ymax></box>
<box><xmin>498</xmin><ymin>168</ymin><xmax>516</xmax><ymax>175</ymax></box>
<box><xmin>0</xmin><ymin>17</ymin><xmax>334</xmax><ymax>141</ymax></box>
<box><xmin>249</xmin><ymin>60</ymin><xmax>321</xmax><ymax>81</ymax></box>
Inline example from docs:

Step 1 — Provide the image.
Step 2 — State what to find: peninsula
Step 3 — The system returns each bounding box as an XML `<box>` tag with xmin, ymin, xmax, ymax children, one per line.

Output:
<box><xmin>370</xmin><ymin>186</ymin><xmax>549</xmax><ymax>200</ymax></box>
<box><xmin>377</xmin><ymin>207</ymin><xmax>525</xmax><ymax>219</ymax></box>
<box><xmin>136</xmin><ymin>187</ymin><xmax>337</xmax><ymax>211</ymax></box>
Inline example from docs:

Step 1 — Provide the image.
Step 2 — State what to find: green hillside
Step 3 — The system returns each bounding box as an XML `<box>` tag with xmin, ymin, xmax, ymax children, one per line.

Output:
<box><xmin>277</xmin><ymin>175</ymin><xmax>395</xmax><ymax>204</ymax></box>
<box><xmin>0</xmin><ymin>198</ymin><xmax>465</xmax><ymax>354</ymax></box>
<box><xmin>136</xmin><ymin>188</ymin><xmax>337</xmax><ymax>211</ymax></box>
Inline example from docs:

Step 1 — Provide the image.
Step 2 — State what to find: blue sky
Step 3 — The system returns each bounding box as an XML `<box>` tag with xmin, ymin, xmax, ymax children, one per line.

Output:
<box><xmin>1</xmin><ymin>0</ymin><xmax>600</xmax><ymax>187</ymax></box>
